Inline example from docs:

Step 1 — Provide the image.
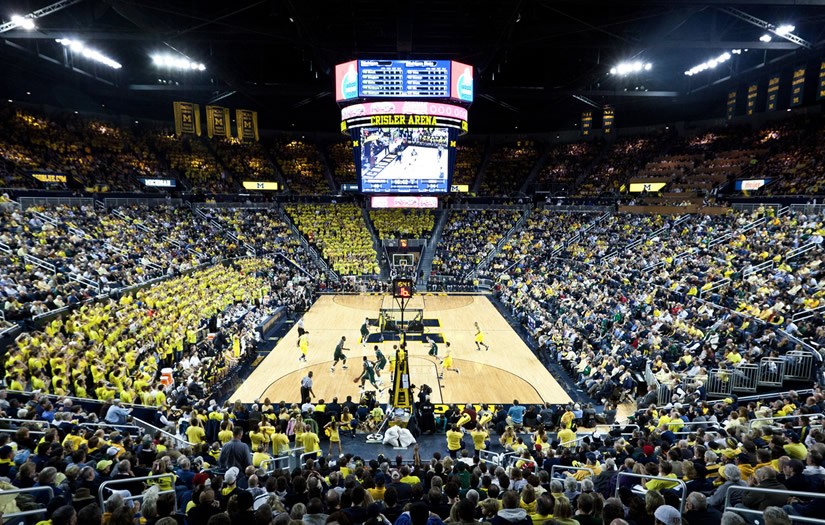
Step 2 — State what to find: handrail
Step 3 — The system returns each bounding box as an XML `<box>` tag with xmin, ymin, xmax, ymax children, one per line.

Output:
<box><xmin>0</xmin><ymin>486</ymin><xmax>54</xmax><ymax>519</ymax></box>
<box><xmin>98</xmin><ymin>473</ymin><xmax>176</xmax><ymax>508</ymax></box>
<box><xmin>747</xmin><ymin>414</ymin><xmax>823</xmax><ymax>431</ymax></box>
<box><xmin>0</xmin><ymin>428</ymin><xmax>46</xmax><ymax>437</ymax></box>
<box><xmin>614</xmin><ymin>472</ymin><xmax>687</xmax><ymax>515</ymax></box>
<box><xmin>551</xmin><ymin>464</ymin><xmax>594</xmax><ymax>478</ymax></box>
<box><xmin>79</xmin><ymin>421</ymin><xmax>145</xmax><ymax>435</ymax></box>
<box><xmin>724</xmin><ymin>485</ymin><xmax>825</xmax><ymax>525</ymax></box>
<box><xmin>131</xmin><ymin>416</ymin><xmax>194</xmax><ymax>450</ymax></box>
<box><xmin>0</xmin><ymin>417</ymin><xmax>51</xmax><ymax>429</ymax></box>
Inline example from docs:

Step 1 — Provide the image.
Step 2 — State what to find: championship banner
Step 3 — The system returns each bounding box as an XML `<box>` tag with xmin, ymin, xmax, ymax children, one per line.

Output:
<box><xmin>603</xmin><ymin>107</ymin><xmax>614</xmax><ymax>135</ymax></box>
<box><xmin>236</xmin><ymin>109</ymin><xmax>259</xmax><ymax>142</ymax></box>
<box><xmin>818</xmin><ymin>60</ymin><xmax>825</xmax><ymax>100</ymax></box>
<box><xmin>746</xmin><ymin>84</ymin><xmax>758</xmax><ymax>116</ymax></box>
<box><xmin>173</xmin><ymin>101</ymin><xmax>201</xmax><ymax>136</ymax></box>
<box><xmin>767</xmin><ymin>76</ymin><xmax>780</xmax><ymax>111</ymax></box>
<box><xmin>791</xmin><ymin>66</ymin><xmax>805</xmax><ymax>107</ymax></box>
<box><xmin>205</xmin><ymin>105</ymin><xmax>231</xmax><ymax>139</ymax></box>
<box><xmin>581</xmin><ymin>111</ymin><xmax>592</xmax><ymax>137</ymax></box>
<box><xmin>726</xmin><ymin>90</ymin><xmax>736</xmax><ymax>120</ymax></box>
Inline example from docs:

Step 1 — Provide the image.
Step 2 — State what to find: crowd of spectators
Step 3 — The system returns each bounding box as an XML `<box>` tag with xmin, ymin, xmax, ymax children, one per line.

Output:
<box><xmin>273</xmin><ymin>140</ymin><xmax>330</xmax><ymax>195</ymax></box>
<box><xmin>533</xmin><ymin>143</ymin><xmax>600</xmax><ymax>194</ymax></box>
<box><xmin>284</xmin><ymin>203</ymin><xmax>378</xmax><ymax>276</ymax></box>
<box><xmin>328</xmin><ymin>142</ymin><xmax>357</xmax><ymax>186</ymax></box>
<box><xmin>453</xmin><ymin>141</ymin><xmax>484</xmax><ymax>187</ymax></box>
<box><xmin>479</xmin><ymin>142</ymin><xmax>539</xmax><ymax>197</ymax></box>
<box><xmin>148</xmin><ymin>130</ymin><xmax>232</xmax><ymax>194</ymax></box>
<box><xmin>369</xmin><ymin>210</ymin><xmax>435</xmax><ymax>240</ymax></box>
<box><xmin>431</xmin><ymin>210</ymin><xmax>521</xmax><ymax>279</ymax></box>
<box><xmin>213</xmin><ymin>139</ymin><xmax>279</xmax><ymax>183</ymax></box>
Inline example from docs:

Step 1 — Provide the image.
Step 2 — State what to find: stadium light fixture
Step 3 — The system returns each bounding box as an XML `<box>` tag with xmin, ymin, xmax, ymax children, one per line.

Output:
<box><xmin>759</xmin><ymin>34</ymin><xmax>772</xmax><ymax>42</ymax></box>
<box><xmin>609</xmin><ymin>61</ymin><xmax>652</xmax><ymax>76</ymax></box>
<box><xmin>684</xmin><ymin>51</ymin><xmax>734</xmax><ymax>76</ymax></box>
<box><xmin>775</xmin><ymin>24</ymin><xmax>795</xmax><ymax>36</ymax></box>
<box><xmin>10</xmin><ymin>14</ymin><xmax>35</xmax><ymax>30</ymax></box>
<box><xmin>151</xmin><ymin>53</ymin><xmax>206</xmax><ymax>72</ymax></box>
<box><xmin>56</xmin><ymin>38</ymin><xmax>122</xmax><ymax>69</ymax></box>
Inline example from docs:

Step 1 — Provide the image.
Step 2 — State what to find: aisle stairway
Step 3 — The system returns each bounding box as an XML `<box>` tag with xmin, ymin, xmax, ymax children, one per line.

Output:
<box><xmin>417</xmin><ymin>209</ymin><xmax>450</xmax><ymax>288</ymax></box>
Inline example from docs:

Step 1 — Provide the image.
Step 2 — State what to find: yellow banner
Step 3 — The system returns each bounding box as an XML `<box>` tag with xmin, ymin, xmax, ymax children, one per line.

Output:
<box><xmin>173</xmin><ymin>101</ymin><xmax>201</xmax><ymax>136</ymax></box>
<box><xmin>628</xmin><ymin>182</ymin><xmax>667</xmax><ymax>193</ymax></box>
<box><xmin>242</xmin><ymin>181</ymin><xmax>280</xmax><ymax>191</ymax></box>
<box><xmin>236</xmin><ymin>109</ymin><xmax>259</xmax><ymax>141</ymax></box>
<box><xmin>791</xmin><ymin>67</ymin><xmax>805</xmax><ymax>107</ymax></box>
<box><xmin>603</xmin><ymin>107</ymin><xmax>614</xmax><ymax>135</ymax></box>
<box><xmin>31</xmin><ymin>172</ymin><xmax>67</xmax><ymax>183</ymax></box>
<box><xmin>450</xmin><ymin>184</ymin><xmax>469</xmax><ymax>193</ymax></box>
<box><xmin>205</xmin><ymin>105</ymin><xmax>231</xmax><ymax>139</ymax></box>
<box><xmin>581</xmin><ymin>111</ymin><xmax>592</xmax><ymax>137</ymax></box>
<box><xmin>746</xmin><ymin>84</ymin><xmax>758</xmax><ymax>116</ymax></box>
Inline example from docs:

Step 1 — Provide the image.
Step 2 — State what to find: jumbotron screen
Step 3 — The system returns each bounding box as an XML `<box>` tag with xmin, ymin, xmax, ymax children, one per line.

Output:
<box><xmin>357</xmin><ymin>127</ymin><xmax>453</xmax><ymax>193</ymax></box>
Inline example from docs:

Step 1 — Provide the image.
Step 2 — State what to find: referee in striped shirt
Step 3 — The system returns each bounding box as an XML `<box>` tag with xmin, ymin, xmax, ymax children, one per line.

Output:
<box><xmin>300</xmin><ymin>371</ymin><xmax>315</xmax><ymax>404</ymax></box>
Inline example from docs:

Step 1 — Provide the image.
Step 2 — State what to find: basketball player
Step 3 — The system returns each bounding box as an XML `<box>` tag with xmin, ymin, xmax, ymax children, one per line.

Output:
<box><xmin>374</xmin><ymin>345</ymin><xmax>387</xmax><ymax>378</ymax></box>
<box><xmin>439</xmin><ymin>342</ymin><xmax>459</xmax><ymax>378</ymax></box>
<box><xmin>427</xmin><ymin>337</ymin><xmax>439</xmax><ymax>359</ymax></box>
<box><xmin>298</xmin><ymin>331</ymin><xmax>309</xmax><ymax>362</ymax></box>
<box><xmin>474</xmin><ymin>322</ymin><xmax>489</xmax><ymax>351</ymax></box>
<box><xmin>360</xmin><ymin>318</ymin><xmax>371</xmax><ymax>348</ymax></box>
<box><xmin>357</xmin><ymin>356</ymin><xmax>381</xmax><ymax>391</ymax></box>
<box><xmin>297</xmin><ymin>318</ymin><xmax>306</xmax><ymax>338</ymax></box>
<box><xmin>330</xmin><ymin>336</ymin><xmax>350</xmax><ymax>372</ymax></box>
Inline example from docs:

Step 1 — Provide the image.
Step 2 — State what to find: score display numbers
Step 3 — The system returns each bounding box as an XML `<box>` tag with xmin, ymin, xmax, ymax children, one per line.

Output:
<box><xmin>393</xmin><ymin>278</ymin><xmax>414</xmax><ymax>299</ymax></box>
<box><xmin>336</xmin><ymin>60</ymin><xmax>473</xmax><ymax>102</ymax></box>
<box><xmin>361</xmin><ymin>60</ymin><xmax>449</xmax><ymax>98</ymax></box>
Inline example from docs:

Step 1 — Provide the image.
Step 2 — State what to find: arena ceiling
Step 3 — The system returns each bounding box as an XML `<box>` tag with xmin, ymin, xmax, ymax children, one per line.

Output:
<box><xmin>1</xmin><ymin>0</ymin><xmax>825</xmax><ymax>133</ymax></box>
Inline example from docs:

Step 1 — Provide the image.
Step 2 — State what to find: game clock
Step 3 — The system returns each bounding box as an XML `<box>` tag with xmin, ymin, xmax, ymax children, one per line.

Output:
<box><xmin>393</xmin><ymin>278</ymin><xmax>414</xmax><ymax>299</ymax></box>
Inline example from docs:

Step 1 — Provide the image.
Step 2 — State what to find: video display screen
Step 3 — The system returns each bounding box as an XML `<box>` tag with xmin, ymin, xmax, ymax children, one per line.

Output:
<box><xmin>358</xmin><ymin>127</ymin><xmax>451</xmax><ymax>193</ymax></box>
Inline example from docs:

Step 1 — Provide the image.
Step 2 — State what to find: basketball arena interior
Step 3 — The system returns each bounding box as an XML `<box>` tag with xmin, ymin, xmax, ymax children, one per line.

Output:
<box><xmin>0</xmin><ymin>1</ymin><xmax>824</xmax><ymax>524</ymax></box>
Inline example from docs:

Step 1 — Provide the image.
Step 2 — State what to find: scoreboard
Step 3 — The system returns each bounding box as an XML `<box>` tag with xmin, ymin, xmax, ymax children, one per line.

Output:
<box><xmin>361</xmin><ymin>60</ymin><xmax>450</xmax><ymax>98</ymax></box>
<box><xmin>336</xmin><ymin>60</ymin><xmax>473</xmax><ymax>103</ymax></box>
<box><xmin>335</xmin><ymin>57</ymin><xmax>473</xmax><ymax>195</ymax></box>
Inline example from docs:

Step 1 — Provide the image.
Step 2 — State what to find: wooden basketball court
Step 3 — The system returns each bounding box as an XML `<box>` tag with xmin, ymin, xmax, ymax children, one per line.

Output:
<box><xmin>232</xmin><ymin>294</ymin><xmax>572</xmax><ymax>406</ymax></box>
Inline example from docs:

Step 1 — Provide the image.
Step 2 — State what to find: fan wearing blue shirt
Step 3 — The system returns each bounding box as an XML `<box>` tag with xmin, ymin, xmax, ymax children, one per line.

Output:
<box><xmin>508</xmin><ymin>400</ymin><xmax>526</xmax><ymax>430</ymax></box>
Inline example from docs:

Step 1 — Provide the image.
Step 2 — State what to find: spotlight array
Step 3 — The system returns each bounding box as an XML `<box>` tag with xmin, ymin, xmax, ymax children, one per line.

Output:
<box><xmin>151</xmin><ymin>54</ymin><xmax>206</xmax><ymax>71</ymax></box>
<box><xmin>56</xmin><ymin>39</ymin><xmax>122</xmax><ymax>69</ymax></box>
<box><xmin>10</xmin><ymin>14</ymin><xmax>35</xmax><ymax>30</ymax></box>
<box><xmin>775</xmin><ymin>24</ymin><xmax>795</xmax><ymax>36</ymax></box>
<box><xmin>609</xmin><ymin>61</ymin><xmax>652</xmax><ymax>76</ymax></box>
<box><xmin>683</xmin><ymin>50</ymin><xmax>746</xmax><ymax>76</ymax></box>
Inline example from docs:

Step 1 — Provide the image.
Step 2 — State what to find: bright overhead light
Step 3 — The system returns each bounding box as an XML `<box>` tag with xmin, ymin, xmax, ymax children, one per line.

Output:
<box><xmin>150</xmin><ymin>53</ymin><xmax>206</xmax><ymax>72</ymax></box>
<box><xmin>610</xmin><ymin>61</ymin><xmax>652</xmax><ymax>76</ymax></box>
<box><xmin>684</xmin><ymin>51</ymin><xmax>736</xmax><ymax>76</ymax></box>
<box><xmin>775</xmin><ymin>24</ymin><xmax>795</xmax><ymax>36</ymax></box>
<box><xmin>11</xmin><ymin>14</ymin><xmax>35</xmax><ymax>30</ymax></box>
<box><xmin>56</xmin><ymin>38</ymin><xmax>122</xmax><ymax>69</ymax></box>
<box><xmin>759</xmin><ymin>34</ymin><xmax>772</xmax><ymax>42</ymax></box>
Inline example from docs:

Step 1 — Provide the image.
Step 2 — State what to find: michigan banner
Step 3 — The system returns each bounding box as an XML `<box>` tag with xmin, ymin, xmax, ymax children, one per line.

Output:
<box><xmin>236</xmin><ymin>109</ymin><xmax>259</xmax><ymax>142</ymax></box>
<box><xmin>173</xmin><ymin>101</ymin><xmax>201</xmax><ymax>136</ymax></box>
<box><xmin>581</xmin><ymin>111</ymin><xmax>592</xmax><ymax>137</ymax></box>
<box><xmin>206</xmin><ymin>105</ymin><xmax>231</xmax><ymax>139</ymax></box>
<box><xmin>603</xmin><ymin>107</ymin><xmax>614</xmax><ymax>135</ymax></box>
<box><xmin>726</xmin><ymin>90</ymin><xmax>736</xmax><ymax>120</ymax></box>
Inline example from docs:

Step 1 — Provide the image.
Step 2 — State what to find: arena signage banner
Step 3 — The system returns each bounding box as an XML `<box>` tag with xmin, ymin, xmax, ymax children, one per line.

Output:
<box><xmin>726</xmin><ymin>90</ymin><xmax>737</xmax><ymax>120</ymax></box>
<box><xmin>30</xmin><ymin>171</ymin><xmax>68</xmax><ymax>183</ymax></box>
<box><xmin>819</xmin><ymin>60</ymin><xmax>825</xmax><ymax>100</ymax></box>
<box><xmin>628</xmin><ymin>182</ymin><xmax>667</xmax><ymax>193</ymax></box>
<box><xmin>206</xmin><ymin>105</ymin><xmax>231</xmax><ymax>139</ymax></box>
<box><xmin>767</xmin><ymin>76</ymin><xmax>780</xmax><ymax>111</ymax></box>
<box><xmin>735</xmin><ymin>179</ymin><xmax>770</xmax><ymax>191</ymax></box>
<box><xmin>450</xmin><ymin>184</ymin><xmax>469</xmax><ymax>193</ymax></box>
<box><xmin>341</xmin><ymin>101</ymin><xmax>469</xmax><ymax>135</ymax></box>
<box><xmin>371</xmin><ymin>196</ymin><xmax>438</xmax><ymax>209</ymax></box>
<box><xmin>242</xmin><ymin>181</ymin><xmax>280</xmax><ymax>191</ymax></box>
<box><xmin>236</xmin><ymin>109</ymin><xmax>259</xmax><ymax>142</ymax></box>
<box><xmin>603</xmin><ymin>107</ymin><xmax>614</xmax><ymax>135</ymax></box>
<box><xmin>746</xmin><ymin>84</ymin><xmax>758</xmax><ymax>116</ymax></box>
<box><xmin>581</xmin><ymin>111</ymin><xmax>592</xmax><ymax>137</ymax></box>
<box><xmin>140</xmin><ymin>178</ymin><xmax>177</xmax><ymax>188</ymax></box>
<box><xmin>173</xmin><ymin>101</ymin><xmax>201</xmax><ymax>136</ymax></box>
<box><xmin>791</xmin><ymin>66</ymin><xmax>805</xmax><ymax>107</ymax></box>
